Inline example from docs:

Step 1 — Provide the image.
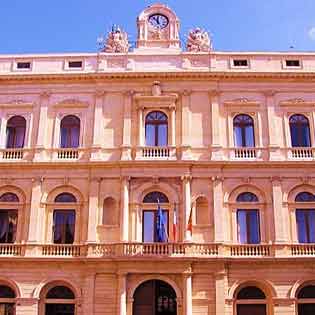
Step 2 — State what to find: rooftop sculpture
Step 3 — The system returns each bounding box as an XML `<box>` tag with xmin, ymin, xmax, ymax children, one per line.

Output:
<box><xmin>103</xmin><ymin>26</ymin><xmax>130</xmax><ymax>53</ymax></box>
<box><xmin>186</xmin><ymin>28</ymin><xmax>212</xmax><ymax>52</ymax></box>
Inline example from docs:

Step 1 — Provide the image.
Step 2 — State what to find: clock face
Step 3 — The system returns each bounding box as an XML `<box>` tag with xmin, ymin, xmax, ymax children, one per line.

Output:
<box><xmin>148</xmin><ymin>14</ymin><xmax>169</xmax><ymax>29</ymax></box>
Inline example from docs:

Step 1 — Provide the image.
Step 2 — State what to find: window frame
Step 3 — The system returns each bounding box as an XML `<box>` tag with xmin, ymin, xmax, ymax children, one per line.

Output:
<box><xmin>233</xmin><ymin>114</ymin><xmax>256</xmax><ymax>148</ymax></box>
<box><xmin>289</xmin><ymin>113</ymin><xmax>312</xmax><ymax>147</ymax></box>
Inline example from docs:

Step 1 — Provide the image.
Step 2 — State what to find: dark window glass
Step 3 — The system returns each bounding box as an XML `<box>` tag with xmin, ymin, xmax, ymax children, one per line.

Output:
<box><xmin>17</xmin><ymin>62</ymin><xmax>31</xmax><ymax>69</ymax></box>
<box><xmin>0</xmin><ymin>303</ymin><xmax>15</xmax><ymax>315</ymax></box>
<box><xmin>145</xmin><ymin>111</ymin><xmax>168</xmax><ymax>146</ymax></box>
<box><xmin>0</xmin><ymin>211</ymin><xmax>17</xmax><ymax>243</ymax></box>
<box><xmin>143</xmin><ymin>210</ymin><xmax>168</xmax><ymax>242</ymax></box>
<box><xmin>45</xmin><ymin>304</ymin><xmax>75</xmax><ymax>315</ymax></box>
<box><xmin>296</xmin><ymin>210</ymin><xmax>315</xmax><ymax>243</ymax></box>
<box><xmin>295</xmin><ymin>192</ymin><xmax>315</xmax><ymax>202</ymax></box>
<box><xmin>286</xmin><ymin>60</ymin><xmax>300</xmax><ymax>67</ymax></box>
<box><xmin>237</xmin><ymin>286</ymin><xmax>266</xmax><ymax>299</ymax></box>
<box><xmin>298</xmin><ymin>285</ymin><xmax>315</xmax><ymax>299</ymax></box>
<box><xmin>60</xmin><ymin>115</ymin><xmax>80</xmax><ymax>148</ymax></box>
<box><xmin>0</xmin><ymin>193</ymin><xmax>19</xmax><ymax>203</ymax></box>
<box><xmin>46</xmin><ymin>286</ymin><xmax>75</xmax><ymax>299</ymax></box>
<box><xmin>237</xmin><ymin>304</ymin><xmax>266</xmax><ymax>315</ymax></box>
<box><xmin>143</xmin><ymin>191</ymin><xmax>169</xmax><ymax>203</ymax></box>
<box><xmin>233</xmin><ymin>59</ymin><xmax>248</xmax><ymax>67</ymax></box>
<box><xmin>237</xmin><ymin>210</ymin><xmax>260</xmax><ymax>244</ymax></box>
<box><xmin>289</xmin><ymin>114</ymin><xmax>311</xmax><ymax>147</ymax></box>
<box><xmin>298</xmin><ymin>304</ymin><xmax>315</xmax><ymax>315</ymax></box>
<box><xmin>53</xmin><ymin>211</ymin><xmax>75</xmax><ymax>244</ymax></box>
<box><xmin>233</xmin><ymin>114</ymin><xmax>255</xmax><ymax>147</ymax></box>
<box><xmin>236</xmin><ymin>192</ymin><xmax>259</xmax><ymax>202</ymax></box>
<box><xmin>54</xmin><ymin>193</ymin><xmax>76</xmax><ymax>203</ymax></box>
<box><xmin>6</xmin><ymin>116</ymin><xmax>26</xmax><ymax>149</ymax></box>
<box><xmin>68</xmin><ymin>61</ymin><xmax>82</xmax><ymax>68</ymax></box>
<box><xmin>0</xmin><ymin>286</ymin><xmax>15</xmax><ymax>298</ymax></box>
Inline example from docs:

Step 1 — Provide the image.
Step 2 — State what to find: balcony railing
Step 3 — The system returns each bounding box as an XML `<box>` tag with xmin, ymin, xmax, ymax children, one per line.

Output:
<box><xmin>228</xmin><ymin>147</ymin><xmax>266</xmax><ymax>160</ymax></box>
<box><xmin>288</xmin><ymin>147</ymin><xmax>314</xmax><ymax>159</ymax></box>
<box><xmin>2</xmin><ymin>243</ymin><xmax>315</xmax><ymax>258</ymax></box>
<box><xmin>135</xmin><ymin>146</ymin><xmax>177</xmax><ymax>160</ymax></box>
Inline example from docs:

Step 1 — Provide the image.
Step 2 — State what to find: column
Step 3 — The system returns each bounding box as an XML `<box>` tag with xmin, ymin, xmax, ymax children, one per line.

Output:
<box><xmin>212</xmin><ymin>177</ymin><xmax>225</xmax><ymax>242</ymax></box>
<box><xmin>117</xmin><ymin>272</ymin><xmax>127</xmax><ymax>315</ymax></box>
<box><xmin>138</xmin><ymin>107</ymin><xmax>144</xmax><ymax>146</ymax></box>
<box><xmin>15</xmin><ymin>298</ymin><xmax>39</xmax><ymax>315</ymax></box>
<box><xmin>182</xmin><ymin>176</ymin><xmax>192</xmax><ymax>242</ymax></box>
<box><xmin>181</xmin><ymin>90</ymin><xmax>192</xmax><ymax>159</ymax></box>
<box><xmin>271</xmin><ymin>177</ymin><xmax>287</xmax><ymax>243</ymax></box>
<box><xmin>215</xmin><ymin>270</ymin><xmax>227</xmax><ymax>315</ymax></box>
<box><xmin>121</xmin><ymin>177</ymin><xmax>130</xmax><ymax>241</ymax></box>
<box><xmin>183</xmin><ymin>270</ymin><xmax>192</xmax><ymax>315</ymax></box>
<box><xmin>121</xmin><ymin>91</ymin><xmax>133</xmax><ymax>160</ymax></box>
<box><xmin>92</xmin><ymin>91</ymin><xmax>105</xmax><ymax>147</ymax></box>
<box><xmin>0</xmin><ymin>114</ymin><xmax>6</xmax><ymax>149</ymax></box>
<box><xmin>87</xmin><ymin>178</ymin><xmax>101</xmax><ymax>243</ymax></box>
<box><xmin>210</xmin><ymin>90</ymin><xmax>223</xmax><ymax>160</ymax></box>
<box><xmin>36</xmin><ymin>91</ymin><xmax>50</xmax><ymax>148</ymax></box>
<box><xmin>27</xmin><ymin>177</ymin><xmax>42</xmax><ymax>243</ymax></box>
<box><xmin>170</xmin><ymin>105</ymin><xmax>176</xmax><ymax>146</ymax></box>
<box><xmin>82</xmin><ymin>274</ymin><xmax>95</xmax><ymax>315</ymax></box>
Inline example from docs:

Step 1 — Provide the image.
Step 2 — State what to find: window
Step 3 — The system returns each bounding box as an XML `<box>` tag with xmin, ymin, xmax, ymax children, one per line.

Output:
<box><xmin>16</xmin><ymin>61</ymin><xmax>31</xmax><ymax>69</ymax></box>
<box><xmin>289</xmin><ymin>114</ymin><xmax>311</xmax><ymax>147</ymax></box>
<box><xmin>55</xmin><ymin>193</ymin><xmax>77</xmax><ymax>203</ymax></box>
<box><xmin>233</xmin><ymin>59</ymin><xmax>248</xmax><ymax>67</ymax></box>
<box><xmin>286</xmin><ymin>59</ymin><xmax>300</xmax><ymax>67</ymax></box>
<box><xmin>295</xmin><ymin>192</ymin><xmax>315</xmax><ymax>243</ymax></box>
<box><xmin>145</xmin><ymin>111</ymin><xmax>168</xmax><ymax>146</ymax></box>
<box><xmin>68</xmin><ymin>61</ymin><xmax>82</xmax><ymax>68</ymax></box>
<box><xmin>6</xmin><ymin>116</ymin><xmax>26</xmax><ymax>149</ymax></box>
<box><xmin>143</xmin><ymin>191</ymin><xmax>169</xmax><ymax>203</ymax></box>
<box><xmin>45</xmin><ymin>286</ymin><xmax>75</xmax><ymax>315</ymax></box>
<box><xmin>233</xmin><ymin>114</ymin><xmax>255</xmax><ymax>147</ymax></box>
<box><xmin>102</xmin><ymin>197</ymin><xmax>118</xmax><ymax>225</ymax></box>
<box><xmin>297</xmin><ymin>285</ymin><xmax>315</xmax><ymax>315</ymax></box>
<box><xmin>60</xmin><ymin>115</ymin><xmax>80</xmax><ymax>148</ymax></box>
<box><xmin>53</xmin><ymin>210</ymin><xmax>75</xmax><ymax>244</ymax></box>
<box><xmin>0</xmin><ymin>285</ymin><xmax>16</xmax><ymax>315</ymax></box>
<box><xmin>143</xmin><ymin>210</ymin><xmax>169</xmax><ymax>242</ymax></box>
<box><xmin>236</xmin><ymin>192</ymin><xmax>260</xmax><ymax>244</ymax></box>
<box><xmin>236</xmin><ymin>286</ymin><xmax>267</xmax><ymax>315</ymax></box>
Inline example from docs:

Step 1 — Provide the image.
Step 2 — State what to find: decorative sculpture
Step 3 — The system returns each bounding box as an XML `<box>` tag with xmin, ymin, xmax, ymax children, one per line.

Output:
<box><xmin>186</xmin><ymin>28</ymin><xmax>212</xmax><ymax>52</ymax></box>
<box><xmin>103</xmin><ymin>26</ymin><xmax>130</xmax><ymax>53</ymax></box>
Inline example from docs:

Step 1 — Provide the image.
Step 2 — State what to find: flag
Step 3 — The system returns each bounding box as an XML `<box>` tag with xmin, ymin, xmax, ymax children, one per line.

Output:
<box><xmin>187</xmin><ymin>204</ymin><xmax>193</xmax><ymax>235</ymax></box>
<box><xmin>172</xmin><ymin>203</ymin><xmax>177</xmax><ymax>241</ymax></box>
<box><xmin>156</xmin><ymin>200</ymin><xmax>168</xmax><ymax>242</ymax></box>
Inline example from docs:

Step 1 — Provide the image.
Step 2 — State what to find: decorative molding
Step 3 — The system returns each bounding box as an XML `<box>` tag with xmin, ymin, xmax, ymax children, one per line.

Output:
<box><xmin>0</xmin><ymin>100</ymin><xmax>34</xmax><ymax>109</ymax></box>
<box><xmin>209</xmin><ymin>90</ymin><xmax>221</xmax><ymax>97</ymax></box>
<box><xmin>224</xmin><ymin>97</ymin><xmax>260</xmax><ymax>107</ymax></box>
<box><xmin>279</xmin><ymin>98</ymin><xmax>315</xmax><ymax>107</ymax></box>
<box><xmin>53</xmin><ymin>98</ymin><xmax>89</xmax><ymax>108</ymax></box>
<box><xmin>263</xmin><ymin>90</ymin><xmax>277</xmax><ymax>97</ymax></box>
<box><xmin>94</xmin><ymin>90</ymin><xmax>106</xmax><ymax>98</ymax></box>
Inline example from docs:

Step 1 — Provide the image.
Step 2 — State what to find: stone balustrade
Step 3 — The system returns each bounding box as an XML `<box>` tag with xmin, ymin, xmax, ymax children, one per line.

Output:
<box><xmin>288</xmin><ymin>147</ymin><xmax>315</xmax><ymax>159</ymax></box>
<box><xmin>136</xmin><ymin>146</ymin><xmax>177</xmax><ymax>160</ymax></box>
<box><xmin>1</xmin><ymin>243</ymin><xmax>315</xmax><ymax>259</ymax></box>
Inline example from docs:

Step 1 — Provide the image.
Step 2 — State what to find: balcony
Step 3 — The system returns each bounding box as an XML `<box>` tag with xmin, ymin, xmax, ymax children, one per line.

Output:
<box><xmin>135</xmin><ymin>146</ymin><xmax>177</xmax><ymax>160</ymax></box>
<box><xmin>287</xmin><ymin>147</ymin><xmax>314</xmax><ymax>160</ymax></box>
<box><xmin>50</xmin><ymin>148</ymin><xmax>87</xmax><ymax>161</ymax></box>
<box><xmin>228</xmin><ymin>147</ymin><xmax>266</xmax><ymax>160</ymax></box>
<box><xmin>1</xmin><ymin>148</ymin><xmax>32</xmax><ymax>161</ymax></box>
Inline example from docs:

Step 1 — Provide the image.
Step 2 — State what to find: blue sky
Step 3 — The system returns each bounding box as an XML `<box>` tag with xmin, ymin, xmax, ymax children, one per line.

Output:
<box><xmin>1</xmin><ymin>0</ymin><xmax>315</xmax><ymax>54</ymax></box>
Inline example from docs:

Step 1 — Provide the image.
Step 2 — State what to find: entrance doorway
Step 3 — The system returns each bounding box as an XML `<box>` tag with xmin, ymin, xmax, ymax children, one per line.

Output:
<box><xmin>133</xmin><ymin>280</ymin><xmax>177</xmax><ymax>315</ymax></box>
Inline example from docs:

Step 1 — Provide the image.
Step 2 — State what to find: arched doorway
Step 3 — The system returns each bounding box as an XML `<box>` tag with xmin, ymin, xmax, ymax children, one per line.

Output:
<box><xmin>133</xmin><ymin>280</ymin><xmax>177</xmax><ymax>315</ymax></box>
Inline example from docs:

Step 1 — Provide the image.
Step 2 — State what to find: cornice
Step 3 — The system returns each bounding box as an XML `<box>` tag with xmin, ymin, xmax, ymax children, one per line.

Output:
<box><xmin>279</xmin><ymin>98</ymin><xmax>315</xmax><ymax>107</ymax></box>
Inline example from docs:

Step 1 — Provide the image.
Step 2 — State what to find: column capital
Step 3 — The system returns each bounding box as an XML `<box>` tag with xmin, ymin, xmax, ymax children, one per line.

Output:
<box><xmin>270</xmin><ymin>176</ymin><xmax>282</xmax><ymax>184</ymax></box>
<box><xmin>209</xmin><ymin>90</ymin><xmax>221</xmax><ymax>97</ymax></box>
<box><xmin>120</xmin><ymin>176</ymin><xmax>131</xmax><ymax>182</ymax></box>
<box><xmin>117</xmin><ymin>270</ymin><xmax>128</xmax><ymax>277</ymax></box>
<box><xmin>32</xmin><ymin>176</ymin><xmax>44</xmax><ymax>184</ymax></box>
<box><xmin>182</xmin><ymin>89</ymin><xmax>192</xmax><ymax>96</ymax></box>
<box><xmin>124</xmin><ymin>90</ymin><xmax>135</xmax><ymax>97</ymax></box>
<box><xmin>40</xmin><ymin>91</ymin><xmax>51</xmax><ymax>98</ymax></box>
<box><xmin>263</xmin><ymin>90</ymin><xmax>277</xmax><ymax>97</ymax></box>
<box><xmin>181</xmin><ymin>175</ymin><xmax>192</xmax><ymax>182</ymax></box>
<box><xmin>95</xmin><ymin>90</ymin><xmax>106</xmax><ymax>97</ymax></box>
<box><xmin>211</xmin><ymin>176</ymin><xmax>224</xmax><ymax>183</ymax></box>
<box><xmin>90</xmin><ymin>177</ymin><xmax>102</xmax><ymax>183</ymax></box>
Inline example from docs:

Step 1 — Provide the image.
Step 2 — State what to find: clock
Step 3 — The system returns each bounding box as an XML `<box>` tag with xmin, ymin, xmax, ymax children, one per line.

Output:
<box><xmin>148</xmin><ymin>14</ymin><xmax>169</xmax><ymax>29</ymax></box>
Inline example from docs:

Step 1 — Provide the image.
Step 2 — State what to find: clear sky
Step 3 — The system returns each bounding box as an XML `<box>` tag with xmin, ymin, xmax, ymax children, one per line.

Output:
<box><xmin>1</xmin><ymin>0</ymin><xmax>315</xmax><ymax>54</ymax></box>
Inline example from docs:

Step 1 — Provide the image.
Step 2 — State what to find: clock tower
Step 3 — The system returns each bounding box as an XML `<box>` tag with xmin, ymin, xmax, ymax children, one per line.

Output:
<box><xmin>136</xmin><ymin>3</ymin><xmax>180</xmax><ymax>51</ymax></box>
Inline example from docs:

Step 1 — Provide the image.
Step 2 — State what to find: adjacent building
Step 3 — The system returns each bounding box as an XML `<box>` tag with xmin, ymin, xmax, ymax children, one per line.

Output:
<box><xmin>0</xmin><ymin>3</ymin><xmax>314</xmax><ymax>315</ymax></box>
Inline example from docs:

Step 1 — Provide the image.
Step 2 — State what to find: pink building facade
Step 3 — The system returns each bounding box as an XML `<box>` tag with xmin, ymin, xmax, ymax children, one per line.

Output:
<box><xmin>0</xmin><ymin>3</ymin><xmax>315</xmax><ymax>315</ymax></box>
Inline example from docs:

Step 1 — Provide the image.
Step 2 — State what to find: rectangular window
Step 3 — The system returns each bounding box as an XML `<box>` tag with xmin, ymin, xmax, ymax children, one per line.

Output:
<box><xmin>237</xmin><ymin>209</ymin><xmax>260</xmax><ymax>244</ymax></box>
<box><xmin>143</xmin><ymin>210</ymin><xmax>168</xmax><ymax>242</ymax></box>
<box><xmin>296</xmin><ymin>209</ymin><xmax>315</xmax><ymax>243</ymax></box>
<box><xmin>285</xmin><ymin>59</ymin><xmax>300</xmax><ymax>67</ymax></box>
<box><xmin>16</xmin><ymin>62</ymin><xmax>31</xmax><ymax>69</ymax></box>
<box><xmin>53</xmin><ymin>210</ymin><xmax>75</xmax><ymax>244</ymax></box>
<box><xmin>233</xmin><ymin>59</ymin><xmax>248</xmax><ymax>67</ymax></box>
<box><xmin>68</xmin><ymin>61</ymin><xmax>83</xmax><ymax>68</ymax></box>
<box><xmin>0</xmin><ymin>210</ymin><xmax>18</xmax><ymax>243</ymax></box>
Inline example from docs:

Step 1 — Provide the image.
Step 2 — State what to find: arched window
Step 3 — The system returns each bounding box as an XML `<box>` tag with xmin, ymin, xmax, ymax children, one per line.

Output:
<box><xmin>0</xmin><ymin>285</ymin><xmax>16</xmax><ymax>315</ymax></box>
<box><xmin>233</xmin><ymin>114</ymin><xmax>255</xmax><ymax>147</ymax></box>
<box><xmin>295</xmin><ymin>192</ymin><xmax>315</xmax><ymax>243</ymax></box>
<box><xmin>297</xmin><ymin>284</ymin><xmax>315</xmax><ymax>315</ymax></box>
<box><xmin>60</xmin><ymin>115</ymin><xmax>80</xmax><ymax>148</ymax></box>
<box><xmin>6</xmin><ymin>116</ymin><xmax>26</xmax><ymax>149</ymax></box>
<box><xmin>53</xmin><ymin>193</ymin><xmax>76</xmax><ymax>244</ymax></box>
<box><xmin>145</xmin><ymin>111</ymin><xmax>168</xmax><ymax>146</ymax></box>
<box><xmin>236</xmin><ymin>192</ymin><xmax>260</xmax><ymax>244</ymax></box>
<box><xmin>45</xmin><ymin>286</ymin><xmax>75</xmax><ymax>315</ymax></box>
<box><xmin>236</xmin><ymin>286</ymin><xmax>267</xmax><ymax>315</ymax></box>
<box><xmin>142</xmin><ymin>191</ymin><xmax>169</xmax><ymax>243</ymax></box>
<box><xmin>0</xmin><ymin>193</ymin><xmax>19</xmax><ymax>244</ymax></box>
<box><xmin>195</xmin><ymin>196</ymin><xmax>210</xmax><ymax>225</ymax></box>
<box><xmin>102</xmin><ymin>197</ymin><xmax>118</xmax><ymax>225</ymax></box>
<box><xmin>289</xmin><ymin>114</ymin><xmax>311</xmax><ymax>147</ymax></box>
<box><xmin>133</xmin><ymin>280</ymin><xmax>177</xmax><ymax>315</ymax></box>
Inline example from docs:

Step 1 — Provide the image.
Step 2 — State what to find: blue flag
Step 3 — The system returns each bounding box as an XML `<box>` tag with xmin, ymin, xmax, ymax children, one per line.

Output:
<box><xmin>156</xmin><ymin>201</ymin><xmax>168</xmax><ymax>242</ymax></box>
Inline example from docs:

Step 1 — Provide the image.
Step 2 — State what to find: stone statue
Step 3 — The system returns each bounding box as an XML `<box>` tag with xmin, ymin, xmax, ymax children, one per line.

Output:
<box><xmin>186</xmin><ymin>28</ymin><xmax>212</xmax><ymax>52</ymax></box>
<box><xmin>103</xmin><ymin>26</ymin><xmax>130</xmax><ymax>53</ymax></box>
